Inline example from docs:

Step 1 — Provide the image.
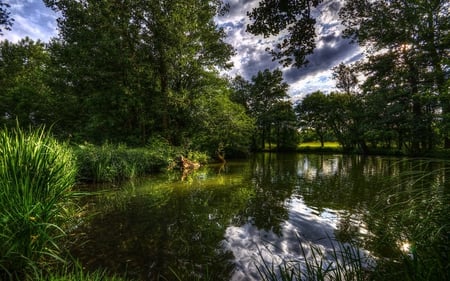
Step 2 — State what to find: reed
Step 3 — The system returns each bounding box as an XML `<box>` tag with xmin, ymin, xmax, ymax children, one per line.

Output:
<box><xmin>0</xmin><ymin>125</ymin><xmax>77</xmax><ymax>280</ymax></box>
<box><xmin>74</xmin><ymin>143</ymin><xmax>168</xmax><ymax>182</ymax></box>
<box><xmin>44</xmin><ymin>267</ymin><xmax>128</xmax><ymax>281</ymax></box>
<box><xmin>369</xmin><ymin>164</ymin><xmax>450</xmax><ymax>281</ymax></box>
<box><xmin>257</xmin><ymin>237</ymin><xmax>369</xmax><ymax>281</ymax></box>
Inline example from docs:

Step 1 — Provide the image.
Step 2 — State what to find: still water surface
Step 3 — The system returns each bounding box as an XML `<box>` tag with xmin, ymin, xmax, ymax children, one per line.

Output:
<box><xmin>72</xmin><ymin>153</ymin><xmax>449</xmax><ymax>280</ymax></box>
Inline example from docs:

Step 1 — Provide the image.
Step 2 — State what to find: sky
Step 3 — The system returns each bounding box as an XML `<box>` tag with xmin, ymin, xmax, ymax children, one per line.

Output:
<box><xmin>2</xmin><ymin>0</ymin><xmax>363</xmax><ymax>101</ymax></box>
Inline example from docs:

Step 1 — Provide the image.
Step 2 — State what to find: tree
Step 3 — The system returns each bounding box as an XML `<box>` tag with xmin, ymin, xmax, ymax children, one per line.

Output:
<box><xmin>246</xmin><ymin>0</ymin><xmax>323</xmax><ymax>67</ymax></box>
<box><xmin>332</xmin><ymin>63</ymin><xmax>358</xmax><ymax>94</ymax></box>
<box><xmin>295</xmin><ymin>91</ymin><xmax>330</xmax><ymax>147</ymax></box>
<box><xmin>340</xmin><ymin>0</ymin><xmax>449</xmax><ymax>151</ymax></box>
<box><xmin>45</xmin><ymin>0</ymin><xmax>150</xmax><ymax>143</ymax></box>
<box><xmin>230</xmin><ymin>69</ymin><xmax>295</xmax><ymax>151</ymax></box>
<box><xmin>44</xmin><ymin>0</ymin><xmax>233</xmax><ymax>145</ymax></box>
<box><xmin>0</xmin><ymin>2</ymin><xmax>13</xmax><ymax>35</ymax></box>
<box><xmin>230</xmin><ymin>75</ymin><xmax>252</xmax><ymax>108</ymax></box>
<box><xmin>295</xmin><ymin>91</ymin><xmax>368</xmax><ymax>152</ymax></box>
<box><xmin>248</xmin><ymin>69</ymin><xmax>290</xmax><ymax>150</ymax></box>
<box><xmin>271</xmin><ymin>100</ymin><xmax>298</xmax><ymax>150</ymax></box>
<box><xmin>0</xmin><ymin>38</ymin><xmax>54</xmax><ymax>128</ymax></box>
<box><xmin>190</xmin><ymin>84</ymin><xmax>255</xmax><ymax>159</ymax></box>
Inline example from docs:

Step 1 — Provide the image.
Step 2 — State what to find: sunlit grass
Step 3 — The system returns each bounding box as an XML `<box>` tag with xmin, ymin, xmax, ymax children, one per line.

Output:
<box><xmin>298</xmin><ymin>141</ymin><xmax>341</xmax><ymax>148</ymax></box>
<box><xmin>0</xmin><ymin>124</ymin><xmax>77</xmax><ymax>280</ymax></box>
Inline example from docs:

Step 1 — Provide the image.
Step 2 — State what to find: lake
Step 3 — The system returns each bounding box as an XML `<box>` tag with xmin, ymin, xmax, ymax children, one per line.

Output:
<box><xmin>70</xmin><ymin>153</ymin><xmax>449</xmax><ymax>280</ymax></box>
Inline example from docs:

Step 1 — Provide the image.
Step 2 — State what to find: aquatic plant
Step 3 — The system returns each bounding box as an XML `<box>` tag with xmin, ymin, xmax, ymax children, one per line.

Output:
<box><xmin>0</xmin><ymin>125</ymin><xmax>77</xmax><ymax>280</ymax></box>
<box><xmin>368</xmin><ymin>163</ymin><xmax>450</xmax><ymax>281</ymax></box>
<box><xmin>74</xmin><ymin>142</ymin><xmax>168</xmax><ymax>182</ymax></box>
<box><xmin>44</xmin><ymin>267</ymin><xmax>129</xmax><ymax>281</ymax></box>
<box><xmin>258</xmin><ymin>161</ymin><xmax>450</xmax><ymax>281</ymax></box>
<box><xmin>257</xmin><ymin>236</ymin><xmax>370</xmax><ymax>281</ymax></box>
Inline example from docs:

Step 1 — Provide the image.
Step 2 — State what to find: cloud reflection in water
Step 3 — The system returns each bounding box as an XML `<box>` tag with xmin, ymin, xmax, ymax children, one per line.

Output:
<box><xmin>222</xmin><ymin>197</ymin><xmax>362</xmax><ymax>281</ymax></box>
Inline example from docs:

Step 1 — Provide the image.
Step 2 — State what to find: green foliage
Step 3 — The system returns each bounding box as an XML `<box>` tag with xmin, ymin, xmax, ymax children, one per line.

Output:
<box><xmin>190</xmin><ymin>88</ymin><xmax>255</xmax><ymax>158</ymax></box>
<box><xmin>296</xmin><ymin>91</ymin><xmax>368</xmax><ymax>152</ymax></box>
<box><xmin>186</xmin><ymin>150</ymin><xmax>210</xmax><ymax>165</ymax></box>
<box><xmin>0</xmin><ymin>38</ymin><xmax>54</xmax><ymax>129</ymax></box>
<box><xmin>0</xmin><ymin>125</ymin><xmax>77</xmax><ymax>280</ymax></box>
<box><xmin>340</xmin><ymin>0</ymin><xmax>448</xmax><ymax>151</ymax></box>
<box><xmin>246</xmin><ymin>0</ymin><xmax>322</xmax><ymax>67</ymax></box>
<box><xmin>0</xmin><ymin>2</ymin><xmax>13</xmax><ymax>35</ymax></box>
<box><xmin>74</xmin><ymin>142</ymin><xmax>171</xmax><ymax>183</ymax></box>
<box><xmin>43</xmin><ymin>0</ymin><xmax>234</xmax><ymax>145</ymax></box>
<box><xmin>295</xmin><ymin>91</ymin><xmax>331</xmax><ymax>147</ymax></box>
<box><xmin>332</xmin><ymin>63</ymin><xmax>358</xmax><ymax>94</ymax></box>
<box><xmin>231</xmin><ymin>69</ymin><xmax>296</xmax><ymax>152</ymax></box>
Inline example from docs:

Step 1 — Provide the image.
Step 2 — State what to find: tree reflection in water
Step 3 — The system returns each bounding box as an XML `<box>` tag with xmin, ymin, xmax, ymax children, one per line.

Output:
<box><xmin>70</xmin><ymin>154</ymin><xmax>448</xmax><ymax>280</ymax></box>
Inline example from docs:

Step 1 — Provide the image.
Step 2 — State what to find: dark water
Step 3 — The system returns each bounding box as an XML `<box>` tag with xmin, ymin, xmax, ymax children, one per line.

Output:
<box><xmin>71</xmin><ymin>154</ymin><xmax>449</xmax><ymax>280</ymax></box>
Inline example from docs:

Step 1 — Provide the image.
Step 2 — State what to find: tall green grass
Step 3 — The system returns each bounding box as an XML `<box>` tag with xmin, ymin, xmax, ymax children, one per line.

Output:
<box><xmin>74</xmin><ymin>137</ymin><xmax>210</xmax><ymax>183</ymax></box>
<box><xmin>44</xmin><ymin>267</ymin><xmax>129</xmax><ymax>281</ymax></box>
<box><xmin>0</xmin><ymin>125</ymin><xmax>78</xmax><ymax>280</ymax></box>
<box><xmin>367</xmin><ymin>164</ymin><xmax>450</xmax><ymax>281</ymax></box>
<box><xmin>74</xmin><ymin>142</ymin><xmax>167</xmax><ymax>182</ymax></box>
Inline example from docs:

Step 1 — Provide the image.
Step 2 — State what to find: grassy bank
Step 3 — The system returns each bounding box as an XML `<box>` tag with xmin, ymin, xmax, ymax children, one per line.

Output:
<box><xmin>0</xmin><ymin>126</ymin><xmax>77</xmax><ymax>280</ymax></box>
<box><xmin>73</xmin><ymin>138</ymin><xmax>210</xmax><ymax>183</ymax></box>
<box><xmin>296</xmin><ymin>142</ymin><xmax>450</xmax><ymax>158</ymax></box>
<box><xmin>73</xmin><ymin>143</ymin><xmax>167</xmax><ymax>183</ymax></box>
<box><xmin>0</xmin><ymin>126</ymin><xmax>135</xmax><ymax>281</ymax></box>
<box><xmin>297</xmin><ymin>141</ymin><xmax>343</xmax><ymax>154</ymax></box>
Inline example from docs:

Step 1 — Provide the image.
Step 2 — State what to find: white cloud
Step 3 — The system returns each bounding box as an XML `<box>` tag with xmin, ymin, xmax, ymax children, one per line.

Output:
<box><xmin>2</xmin><ymin>0</ymin><xmax>58</xmax><ymax>42</ymax></box>
<box><xmin>216</xmin><ymin>0</ymin><xmax>363</xmax><ymax>99</ymax></box>
<box><xmin>3</xmin><ymin>0</ymin><xmax>364</xmax><ymax>99</ymax></box>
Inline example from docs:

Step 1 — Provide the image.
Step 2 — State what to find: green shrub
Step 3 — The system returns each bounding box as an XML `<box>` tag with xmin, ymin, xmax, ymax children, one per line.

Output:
<box><xmin>74</xmin><ymin>141</ymin><xmax>172</xmax><ymax>182</ymax></box>
<box><xmin>0</xmin><ymin>125</ymin><xmax>77</xmax><ymax>280</ymax></box>
<box><xmin>186</xmin><ymin>150</ymin><xmax>210</xmax><ymax>164</ymax></box>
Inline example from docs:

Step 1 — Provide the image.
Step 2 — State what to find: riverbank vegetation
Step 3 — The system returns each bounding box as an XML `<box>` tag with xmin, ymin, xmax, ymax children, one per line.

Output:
<box><xmin>1</xmin><ymin>0</ymin><xmax>448</xmax><ymax>280</ymax></box>
<box><xmin>1</xmin><ymin>1</ymin><xmax>448</xmax><ymax>158</ymax></box>
<box><xmin>0</xmin><ymin>125</ymin><xmax>448</xmax><ymax>280</ymax></box>
<box><xmin>73</xmin><ymin>139</ymin><xmax>211</xmax><ymax>183</ymax></box>
<box><xmin>0</xmin><ymin>125</ymin><xmax>78</xmax><ymax>280</ymax></box>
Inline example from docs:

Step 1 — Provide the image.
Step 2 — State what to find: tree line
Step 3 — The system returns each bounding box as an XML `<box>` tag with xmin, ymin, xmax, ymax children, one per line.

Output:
<box><xmin>0</xmin><ymin>0</ymin><xmax>248</xmax><ymax>158</ymax></box>
<box><xmin>0</xmin><ymin>0</ymin><xmax>449</xmax><ymax>157</ymax></box>
<box><xmin>247</xmin><ymin>0</ymin><xmax>449</xmax><ymax>154</ymax></box>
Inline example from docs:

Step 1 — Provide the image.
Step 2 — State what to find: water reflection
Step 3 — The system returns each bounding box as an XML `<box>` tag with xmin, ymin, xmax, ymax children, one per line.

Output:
<box><xmin>71</xmin><ymin>154</ymin><xmax>449</xmax><ymax>280</ymax></box>
<box><xmin>223</xmin><ymin>197</ymin><xmax>347</xmax><ymax>281</ymax></box>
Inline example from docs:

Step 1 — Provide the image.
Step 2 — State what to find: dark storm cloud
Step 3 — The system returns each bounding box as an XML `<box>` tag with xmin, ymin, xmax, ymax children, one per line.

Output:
<box><xmin>282</xmin><ymin>0</ymin><xmax>362</xmax><ymax>84</ymax></box>
<box><xmin>283</xmin><ymin>35</ymin><xmax>360</xmax><ymax>84</ymax></box>
<box><xmin>240</xmin><ymin>50</ymin><xmax>280</xmax><ymax>79</ymax></box>
<box><xmin>216</xmin><ymin>0</ymin><xmax>363</xmax><ymax>97</ymax></box>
